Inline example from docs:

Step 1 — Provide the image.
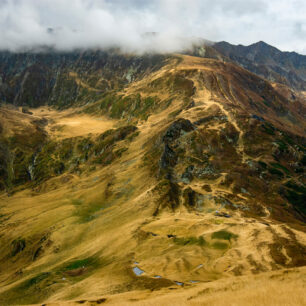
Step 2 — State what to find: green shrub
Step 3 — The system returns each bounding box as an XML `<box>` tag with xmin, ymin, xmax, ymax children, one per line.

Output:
<box><xmin>62</xmin><ymin>257</ymin><xmax>97</xmax><ymax>271</ymax></box>
<box><xmin>270</xmin><ymin>163</ymin><xmax>289</xmax><ymax>174</ymax></box>
<box><xmin>268</xmin><ymin>167</ymin><xmax>284</xmax><ymax>177</ymax></box>
<box><xmin>262</xmin><ymin>123</ymin><xmax>275</xmax><ymax>135</ymax></box>
<box><xmin>258</xmin><ymin>161</ymin><xmax>267</xmax><ymax>169</ymax></box>
<box><xmin>284</xmin><ymin>181</ymin><xmax>306</xmax><ymax>215</ymax></box>
<box><xmin>211</xmin><ymin>242</ymin><xmax>228</xmax><ymax>250</ymax></box>
<box><xmin>275</xmin><ymin>140</ymin><xmax>288</xmax><ymax>152</ymax></box>
<box><xmin>173</xmin><ymin>236</ymin><xmax>206</xmax><ymax>246</ymax></box>
<box><xmin>211</xmin><ymin>230</ymin><xmax>238</xmax><ymax>241</ymax></box>
<box><xmin>21</xmin><ymin>272</ymin><xmax>50</xmax><ymax>289</ymax></box>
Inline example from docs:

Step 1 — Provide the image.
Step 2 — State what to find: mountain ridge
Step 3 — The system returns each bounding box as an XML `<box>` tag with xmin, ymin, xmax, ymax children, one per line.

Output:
<box><xmin>213</xmin><ymin>40</ymin><xmax>306</xmax><ymax>90</ymax></box>
<box><xmin>0</xmin><ymin>48</ymin><xmax>305</xmax><ymax>305</ymax></box>
<box><xmin>0</xmin><ymin>39</ymin><xmax>306</xmax><ymax>110</ymax></box>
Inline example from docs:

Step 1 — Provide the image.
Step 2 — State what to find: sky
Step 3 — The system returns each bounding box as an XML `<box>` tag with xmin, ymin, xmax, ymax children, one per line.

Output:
<box><xmin>0</xmin><ymin>0</ymin><xmax>305</xmax><ymax>54</ymax></box>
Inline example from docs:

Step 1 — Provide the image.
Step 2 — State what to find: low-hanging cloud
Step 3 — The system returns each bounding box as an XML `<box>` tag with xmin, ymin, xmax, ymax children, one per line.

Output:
<box><xmin>0</xmin><ymin>0</ymin><xmax>305</xmax><ymax>54</ymax></box>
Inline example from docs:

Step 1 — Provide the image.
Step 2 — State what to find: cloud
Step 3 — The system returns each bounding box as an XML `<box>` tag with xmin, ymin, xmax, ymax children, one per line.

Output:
<box><xmin>0</xmin><ymin>0</ymin><xmax>305</xmax><ymax>54</ymax></box>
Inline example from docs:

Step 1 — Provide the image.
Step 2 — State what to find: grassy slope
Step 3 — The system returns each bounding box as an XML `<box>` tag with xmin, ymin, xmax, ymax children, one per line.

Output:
<box><xmin>0</xmin><ymin>55</ymin><xmax>305</xmax><ymax>305</ymax></box>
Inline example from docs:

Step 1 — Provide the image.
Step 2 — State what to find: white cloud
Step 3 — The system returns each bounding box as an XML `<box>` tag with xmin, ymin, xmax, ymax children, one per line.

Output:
<box><xmin>0</xmin><ymin>0</ymin><xmax>305</xmax><ymax>54</ymax></box>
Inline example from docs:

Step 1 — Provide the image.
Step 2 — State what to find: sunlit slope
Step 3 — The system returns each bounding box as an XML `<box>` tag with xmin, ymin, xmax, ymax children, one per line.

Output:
<box><xmin>37</xmin><ymin>267</ymin><xmax>306</xmax><ymax>306</ymax></box>
<box><xmin>0</xmin><ymin>55</ymin><xmax>305</xmax><ymax>305</ymax></box>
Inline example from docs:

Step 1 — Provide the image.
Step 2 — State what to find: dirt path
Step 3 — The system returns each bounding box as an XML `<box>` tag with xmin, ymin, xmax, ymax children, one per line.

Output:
<box><xmin>189</xmin><ymin>78</ymin><xmax>248</xmax><ymax>163</ymax></box>
<box><xmin>216</xmin><ymin>102</ymin><xmax>247</xmax><ymax>163</ymax></box>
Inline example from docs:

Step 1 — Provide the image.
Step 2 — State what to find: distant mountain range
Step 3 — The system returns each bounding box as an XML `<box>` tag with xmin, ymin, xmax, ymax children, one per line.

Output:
<box><xmin>213</xmin><ymin>41</ymin><xmax>306</xmax><ymax>90</ymax></box>
<box><xmin>0</xmin><ymin>41</ymin><xmax>305</xmax><ymax>110</ymax></box>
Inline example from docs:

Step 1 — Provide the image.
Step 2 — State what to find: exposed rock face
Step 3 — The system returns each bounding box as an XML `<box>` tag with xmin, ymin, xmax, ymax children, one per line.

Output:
<box><xmin>163</xmin><ymin>119</ymin><xmax>195</xmax><ymax>144</ymax></box>
<box><xmin>160</xmin><ymin>118</ymin><xmax>195</xmax><ymax>174</ymax></box>
<box><xmin>141</xmin><ymin>56</ymin><xmax>306</xmax><ymax>222</ymax></box>
<box><xmin>181</xmin><ymin>165</ymin><xmax>194</xmax><ymax>184</ymax></box>
<box><xmin>152</xmin><ymin>119</ymin><xmax>196</xmax><ymax>214</ymax></box>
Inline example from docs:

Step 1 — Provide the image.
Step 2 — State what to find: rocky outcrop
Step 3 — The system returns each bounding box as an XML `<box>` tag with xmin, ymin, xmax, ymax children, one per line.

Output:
<box><xmin>160</xmin><ymin>118</ymin><xmax>195</xmax><ymax>175</ymax></box>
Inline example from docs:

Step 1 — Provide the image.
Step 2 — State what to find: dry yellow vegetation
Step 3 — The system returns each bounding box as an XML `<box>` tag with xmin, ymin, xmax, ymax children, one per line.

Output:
<box><xmin>30</xmin><ymin>107</ymin><xmax>115</xmax><ymax>140</ymax></box>
<box><xmin>0</xmin><ymin>55</ymin><xmax>305</xmax><ymax>305</ymax></box>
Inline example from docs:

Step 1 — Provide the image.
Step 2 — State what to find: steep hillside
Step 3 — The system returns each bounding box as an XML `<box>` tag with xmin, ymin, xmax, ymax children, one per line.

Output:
<box><xmin>213</xmin><ymin>41</ymin><xmax>306</xmax><ymax>90</ymax></box>
<box><xmin>0</xmin><ymin>50</ymin><xmax>166</xmax><ymax>108</ymax></box>
<box><xmin>0</xmin><ymin>54</ymin><xmax>305</xmax><ymax>305</ymax></box>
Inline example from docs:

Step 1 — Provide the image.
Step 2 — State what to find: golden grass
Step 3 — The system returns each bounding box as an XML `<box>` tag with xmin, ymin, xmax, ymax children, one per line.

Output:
<box><xmin>0</xmin><ymin>55</ymin><xmax>305</xmax><ymax>305</ymax></box>
<box><xmin>30</xmin><ymin>267</ymin><xmax>306</xmax><ymax>305</ymax></box>
<box><xmin>31</xmin><ymin>106</ymin><xmax>115</xmax><ymax>139</ymax></box>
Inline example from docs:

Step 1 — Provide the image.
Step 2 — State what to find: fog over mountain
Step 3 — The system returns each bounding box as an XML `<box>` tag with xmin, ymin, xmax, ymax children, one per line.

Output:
<box><xmin>0</xmin><ymin>0</ymin><xmax>305</xmax><ymax>54</ymax></box>
<box><xmin>1</xmin><ymin>2</ymin><xmax>306</xmax><ymax>306</ymax></box>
